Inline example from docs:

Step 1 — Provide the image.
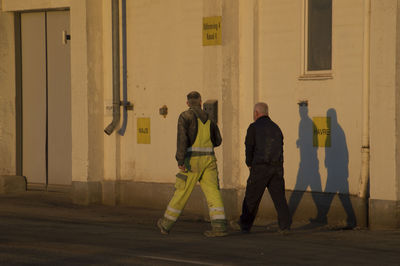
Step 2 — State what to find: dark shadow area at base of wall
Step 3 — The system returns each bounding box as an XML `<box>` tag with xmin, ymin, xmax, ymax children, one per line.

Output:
<box><xmin>71</xmin><ymin>180</ymin><xmax>369</xmax><ymax>228</ymax></box>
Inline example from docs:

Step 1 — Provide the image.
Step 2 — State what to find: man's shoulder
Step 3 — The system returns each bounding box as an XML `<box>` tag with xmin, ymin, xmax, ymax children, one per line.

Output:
<box><xmin>179</xmin><ymin>109</ymin><xmax>195</xmax><ymax>119</ymax></box>
<box><xmin>268</xmin><ymin>118</ymin><xmax>280</xmax><ymax>127</ymax></box>
<box><xmin>257</xmin><ymin>117</ymin><xmax>282</xmax><ymax>132</ymax></box>
<box><xmin>268</xmin><ymin>119</ymin><xmax>283</xmax><ymax>136</ymax></box>
<box><xmin>248</xmin><ymin>121</ymin><xmax>256</xmax><ymax>129</ymax></box>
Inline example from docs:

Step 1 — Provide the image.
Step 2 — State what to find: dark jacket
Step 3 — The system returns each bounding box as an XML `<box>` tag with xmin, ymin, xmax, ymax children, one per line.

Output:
<box><xmin>245</xmin><ymin>116</ymin><xmax>283</xmax><ymax>167</ymax></box>
<box><xmin>176</xmin><ymin>106</ymin><xmax>222</xmax><ymax>166</ymax></box>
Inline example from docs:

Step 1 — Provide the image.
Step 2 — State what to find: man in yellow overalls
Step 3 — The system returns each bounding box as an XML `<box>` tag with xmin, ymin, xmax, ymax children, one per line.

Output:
<box><xmin>157</xmin><ymin>91</ymin><xmax>227</xmax><ymax>237</ymax></box>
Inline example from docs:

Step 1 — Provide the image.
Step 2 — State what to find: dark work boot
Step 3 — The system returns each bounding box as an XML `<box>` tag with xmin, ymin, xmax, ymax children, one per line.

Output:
<box><xmin>203</xmin><ymin>230</ymin><xmax>228</xmax><ymax>237</ymax></box>
<box><xmin>204</xmin><ymin>219</ymin><xmax>228</xmax><ymax>237</ymax></box>
<box><xmin>157</xmin><ymin>218</ymin><xmax>169</xmax><ymax>235</ymax></box>
<box><xmin>229</xmin><ymin>220</ymin><xmax>250</xmax><ymax>233</ymax></box>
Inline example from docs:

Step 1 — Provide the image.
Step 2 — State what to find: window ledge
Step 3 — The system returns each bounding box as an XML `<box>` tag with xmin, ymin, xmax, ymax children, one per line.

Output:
<box><xmin>298</xmin><ymin>73</ymin><xmax>333</xmax><ymax>81</ymax></box>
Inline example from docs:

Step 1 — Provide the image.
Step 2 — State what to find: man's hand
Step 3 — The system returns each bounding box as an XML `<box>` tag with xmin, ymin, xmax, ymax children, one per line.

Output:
<box><xmin>178</xmin><ymin>165</ymin><xmax>186</xmax><ymax>171</ymax></box>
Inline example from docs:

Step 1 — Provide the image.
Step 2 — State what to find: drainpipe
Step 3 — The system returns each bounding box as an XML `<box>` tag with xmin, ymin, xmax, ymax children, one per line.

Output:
<box><xmin>117</xmin><ymin>0</ymin><xmax>131</xmax><ymax>136</ymax></box>
<box><xmin>359</xmin><ymin>0</ymin><xmax>371</xmax><ymax>199</ymax></box>
<box><xmin>104</xmin><ymin>0</ymin><xmax>121</xmax><ymax>135</ymax></box>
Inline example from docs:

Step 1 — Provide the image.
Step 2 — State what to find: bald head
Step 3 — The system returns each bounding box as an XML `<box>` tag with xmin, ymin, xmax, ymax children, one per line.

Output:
<box><xmin>253</xmin><ymin>102</ymin><xmax>269</xmax><ymax>121</ymax></box>
<box><xmin>254</xmin><ymin>102</ymin><xmax>269</xmax><ymax>115</ymax></box>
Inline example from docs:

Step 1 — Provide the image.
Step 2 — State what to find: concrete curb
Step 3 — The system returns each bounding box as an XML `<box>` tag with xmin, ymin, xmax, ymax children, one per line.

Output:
<box><xmin>0</xmin><ymin>175</ymin><xmax>27</xmax><ymax>193</ymax></box>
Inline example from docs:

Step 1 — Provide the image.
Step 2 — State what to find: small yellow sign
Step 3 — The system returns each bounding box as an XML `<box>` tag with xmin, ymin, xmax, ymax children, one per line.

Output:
<box><xmin>203</xmin><ymin>16</ymin><xmax>222</xmax><ymax>46</ymax></box>
<box><xmin>137</xmin><ymin>118</ymin><xmax>151</xmax><ymax>144</ymax></box>
<box><xmin>313</xmin><ymin>117</ymin><xmax>331</xmax><ymax>147</ymax></box>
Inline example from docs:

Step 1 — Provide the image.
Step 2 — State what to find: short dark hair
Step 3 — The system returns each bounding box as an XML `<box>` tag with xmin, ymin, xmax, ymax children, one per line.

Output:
<box><xmin>187</xmin><ymin>91</ymin><xmax>201</xmax><ymax>106</ymax></box>
<box><xmin>187</xmin><ymin>91</ymin><xmax>201</xmax><ymax>100</ymax></box>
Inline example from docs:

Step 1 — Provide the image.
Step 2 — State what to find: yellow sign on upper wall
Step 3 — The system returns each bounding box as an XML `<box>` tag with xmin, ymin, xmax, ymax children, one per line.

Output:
<box><xmin>137</xmin><ymin>118</ymin><xmax>151</xmax><ymax>144</ymax></box>
<box><xmin>313</xmin><ymin>117</ymin><xmax>331</xmax><ymax>147</ymax></box>
<box><xmin>203</xmin><ymin>16</ymin><xmax>222</xmax><ymax>46</ymax></box>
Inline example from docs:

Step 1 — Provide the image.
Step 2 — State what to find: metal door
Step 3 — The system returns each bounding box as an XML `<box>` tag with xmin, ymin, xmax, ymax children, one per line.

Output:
<box><xmin>21</xmin><ymin>11</ymin><xmax>71</xmax><ymax>189</ymax></box>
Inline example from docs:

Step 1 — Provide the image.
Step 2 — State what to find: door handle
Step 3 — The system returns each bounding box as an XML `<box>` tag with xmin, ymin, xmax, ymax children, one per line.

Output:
<box><xmin>62</xmin><ymin>30</ymin><xmax>71</xmax><ymax>45</ymax></box>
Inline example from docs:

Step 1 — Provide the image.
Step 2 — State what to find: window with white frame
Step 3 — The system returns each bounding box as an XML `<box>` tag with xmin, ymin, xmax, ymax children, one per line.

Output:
<box><xmin>303</xmin><ymin>0</ymin><xmax>332</xmax><ymax>75</ymax></box>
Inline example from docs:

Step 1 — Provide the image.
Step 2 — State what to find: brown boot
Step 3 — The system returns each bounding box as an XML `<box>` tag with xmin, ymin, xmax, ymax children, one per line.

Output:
<box><xmin>229</xmin><ymin>220</ymin><xmax>250</xmax><ymax>233</ymax></box>
<box><xmin>157</xmin><ymin>218</ymin><xmax>169</xmax><ymax>235</ymax></box>
<box><xmin>229</xmin><ymin>220</ymin><xmax>241</xmax><ymax>231</ymax></box>
<box><xmin>203</xmin><ymin>230</ymin><xmax>228</xmax><ymax>237</ymax></box>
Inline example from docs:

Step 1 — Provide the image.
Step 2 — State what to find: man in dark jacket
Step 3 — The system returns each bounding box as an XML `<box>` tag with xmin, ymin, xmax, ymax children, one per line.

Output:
<box><xmin>157</xmin><ymin>91</ymin><xmax>228</xmax><ymax>237</ymax></box>
<box><xmin>232</xmin><ymin>102</ymin><xmax>291</xmax><ymax>233</ymax></box>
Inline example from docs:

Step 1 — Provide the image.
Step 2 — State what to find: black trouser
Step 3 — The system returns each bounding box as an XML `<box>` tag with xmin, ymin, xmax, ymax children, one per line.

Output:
<box><xmin>240</xmin><ymin>164</ymin><xmax>291</xmax><ymax>231</ymax></box>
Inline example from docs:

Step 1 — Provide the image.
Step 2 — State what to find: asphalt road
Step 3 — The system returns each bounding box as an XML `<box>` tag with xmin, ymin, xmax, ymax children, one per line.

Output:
<box><xmin>0</xmin><ymin>191</ymin><xmax>399</xmax><ymax>265</ymax></box>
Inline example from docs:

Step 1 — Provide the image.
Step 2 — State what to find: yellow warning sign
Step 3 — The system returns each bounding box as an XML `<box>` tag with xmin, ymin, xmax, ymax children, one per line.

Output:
<box><xmin>313</xmin><ymin>117</ymin><xmax>331</xmax><ymax>147</ymax></box>
<box><xmin>137</xmin><ymin>118</ymin><xmax>150</xmax><ymax>144</ymax></box>
<box><xmin>203</xmin><ymin>16</ymin><xmax>222</xmax><ymax>46</ymax></box>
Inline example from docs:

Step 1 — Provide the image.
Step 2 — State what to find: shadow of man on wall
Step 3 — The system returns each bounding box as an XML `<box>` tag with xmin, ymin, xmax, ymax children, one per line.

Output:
<box><xmin>311</xmin><ymin>108</ymin><xmax>356</xmax><ymax>228</ymax></box>
<box><xmin>288</xmin><ymin>103</ymin><xmax>323</xmax><ymax>218</ymax></box>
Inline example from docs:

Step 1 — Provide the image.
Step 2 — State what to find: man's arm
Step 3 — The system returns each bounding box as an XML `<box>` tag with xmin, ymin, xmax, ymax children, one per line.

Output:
<box><xmin>245</xmin><ymin>124</ymin><xmax>255</xmax><ymax>167</ymax></box>
<box><xmin>175</xmin><ymin>114</ymin><xmax>188</xmax><ymax>166</ymax></box>
<box><xmin>210</xmin><ymin>121</ymin><xmax>222</xmax><ymax>147</ymax></box>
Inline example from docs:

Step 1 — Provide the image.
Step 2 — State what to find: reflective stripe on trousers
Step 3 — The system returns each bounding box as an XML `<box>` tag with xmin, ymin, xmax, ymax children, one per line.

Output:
<box><xmin>209</xmin><ymin>207</ymin><xmax>226</xmax><ymax>220</ymax></box>
<box><xmin>162</xmin><ymin>155</ymin><xmax>226</xmax><ymax>231</ymax></box>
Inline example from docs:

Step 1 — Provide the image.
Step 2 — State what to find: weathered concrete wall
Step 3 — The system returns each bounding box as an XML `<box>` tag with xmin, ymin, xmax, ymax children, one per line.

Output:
<box><xmin>397</xmin><ymin>0</ymin><xmax>400</xmax><ymax>219</ymax></box>
<box><xmin>69</xmin><ymin>0</ymin><xmax>89</xmax><ymax>185</ymax></box>
<box><xmin>86</xmin><ymin>0</ymin><xmax>104</xmax><ymax>182</ymax></box>
<box><xmin>0</xmin><ymin>4</ymin><xmax>28</xmax><ymax>194</ymax></box>
<box><xmin>0</xmin><ymin>11</ymin><xmax>15</xmax><ymax>176</ymax></box>
<box><xmin>204</xmin><ymin>0</ymin><xmax>225</xmax><ymax>186</ymax></box>
<box><xmin>102</xmin><ymin>0</ymin><xmax>238</xmax><ymax>190</ymax></box>
<box><xmin>221</xmin><ymin>0</ymin><xmax>241</xmax><ymax>188</ymax></box>
<box><xmin>237</xmin><ymin>0</ymin><xmax>257</xmax><ymax>188</ymax></box>
<box><xmin>2</xmin><ymin>0</ymin><xmax>70</xmax><ymax>11</ymax></box>
<box><xmin>370</xmin><ymin>0</ymin><xmax>397</xmax><ymax>204</ymax></box>
<box><xmin>70</xmin><ymin>0</ymin><xmax>105</xmax><ymax>203</ymax></box>
<box><xmin>119</xmin><ymin>0</ymin><xmax>205</xmax><ymax>184</ymax></box>
<box><xmin>0</xmin><ymin>175</ymin><xmax>26</xmax><ymax>193</ymax></box>
<box><xmin>101</xmin><ymin>0</ymin><xmax>249</xmax><ymax>205</ymax></box>
<box><xmin>103</xmin><ymin>0</ymin><xmax>118</xmax><ymax>184</ymax></box>
<box><xmin>102</xmin><ymin>0</ymin><xmax>248</xmax><ymax>190</ymax></box>
<box><xmin>368</xmin><ymin>0</ymin><xmax>400</xmax><ymax>229</ymax></box>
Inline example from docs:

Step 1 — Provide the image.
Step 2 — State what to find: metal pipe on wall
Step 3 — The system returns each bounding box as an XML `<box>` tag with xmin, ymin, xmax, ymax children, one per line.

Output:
<box><xmin>359</xmin><ymin>0</ymin><xmax>371</xmax><ymax>199</ymax></box>
<box><xmin>104</xmin><ymin>0</ymin><xmax>121</xmax><ymax>135</ymax></box>
<box><xmin>117</xmin><ymin>0</ymin><xmax>129</xmax><ymax>136</ymax></box>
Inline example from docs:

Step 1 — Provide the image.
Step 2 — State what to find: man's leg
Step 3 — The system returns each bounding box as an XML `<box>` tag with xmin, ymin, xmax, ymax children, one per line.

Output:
<box><xmin>199</xmin><ymin>158</ymin><xmax>227</xmax><ymax>237</ymax></box>
<box><xmin>267</xmin><ymin>167</ymin><xmax>291</xmax><ymax>230</ymax></box>
<box><xmin>158</xmin><ymin>170</ymin><xmax>200</xmax><ymax>233</ymax></box>
<box><xmin>239</xmin><ymin>166</ymin><xmax>268</xmax><ymax>232</ymax></box>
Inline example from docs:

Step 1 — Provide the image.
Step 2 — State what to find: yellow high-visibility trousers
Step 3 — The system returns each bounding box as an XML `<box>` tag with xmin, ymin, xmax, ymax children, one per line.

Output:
<box><xmin>160</xmin><ymin>155</ymin><xmax>227</xmax><ymax>232</ymax></box>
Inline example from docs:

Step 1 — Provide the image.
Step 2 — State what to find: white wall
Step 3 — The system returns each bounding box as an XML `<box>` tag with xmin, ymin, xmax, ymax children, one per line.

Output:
<box><xmin>104</xmin><ymin>0</ymin><xmax>368</xmax><ymax>195</ymax></box>
<box><xmin>257</xmin><ymin>0</ymin><xmax>364</xmax><ymax>195</ymax></box>
<box><xmin>370</xmin><ymin>0</ymin><xmax>398</xmax><ymax>202</ymax></box>
<box><xmin>118</xmin><ymin>0</ymin><xmax>206</xmax><ymax>183</ymax></box>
